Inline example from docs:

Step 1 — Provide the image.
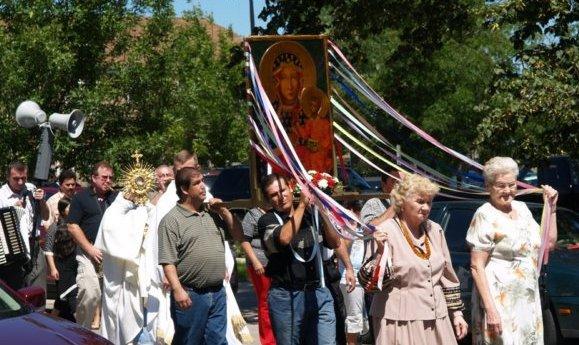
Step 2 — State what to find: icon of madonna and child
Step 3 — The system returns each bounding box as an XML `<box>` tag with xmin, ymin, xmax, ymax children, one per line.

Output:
<box><xmin>258</xmin><ymin>40</ymin><xmax>334</xmax><ymax>174</ymax></box>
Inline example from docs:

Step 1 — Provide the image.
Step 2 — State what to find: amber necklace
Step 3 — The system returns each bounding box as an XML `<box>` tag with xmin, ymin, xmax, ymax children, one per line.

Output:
<box><xmin>396</xmin><ymin>218</ymin><xmax>431</xmax><ymax>260</ymax></box>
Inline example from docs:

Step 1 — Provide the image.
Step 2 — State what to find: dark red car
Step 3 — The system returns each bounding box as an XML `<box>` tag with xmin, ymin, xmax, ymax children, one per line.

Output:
<box><xmin>0</xmin><ymin>280</ymin><xmax>111</xmax><ymax>344</ymax></box>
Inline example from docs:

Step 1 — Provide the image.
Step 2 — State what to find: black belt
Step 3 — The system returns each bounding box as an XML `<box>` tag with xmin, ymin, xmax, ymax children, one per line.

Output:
<box><xmin>272</xmin><ymin>280</ymin><xmax>320</xmax><ymax>291</ymax></box>
<box><xmin>182</xmin><ymin>284</ymin><xmax>223</xmax><ymax>294</ymax></box>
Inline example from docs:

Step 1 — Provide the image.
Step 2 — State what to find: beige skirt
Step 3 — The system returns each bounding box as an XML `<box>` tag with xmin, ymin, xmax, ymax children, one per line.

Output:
<box><xmin>373</xmin><ymin>316</ymin><xmax>458</xmax><ymax>345</ymax></box>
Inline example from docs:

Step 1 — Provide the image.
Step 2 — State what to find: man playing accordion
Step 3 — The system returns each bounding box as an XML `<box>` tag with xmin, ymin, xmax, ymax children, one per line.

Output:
<box><xmin>0</xmin><ymin>161</ymin><xmax>50</xmax><ymax>290</ymax></box>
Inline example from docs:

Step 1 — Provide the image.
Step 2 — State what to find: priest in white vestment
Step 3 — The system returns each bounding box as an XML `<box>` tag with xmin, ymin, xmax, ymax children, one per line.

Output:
<box><xmin>95</xmin><ymin>193</ymin><xmax>174</xmax><ymax>344</ymax></box>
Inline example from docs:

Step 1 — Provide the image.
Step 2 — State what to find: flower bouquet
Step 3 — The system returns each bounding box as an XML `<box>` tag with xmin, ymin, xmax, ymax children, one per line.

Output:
<box><xmin>294</xmin><ymin>170</ymin><xmax>342</xmax><ymax>197</ymax></box>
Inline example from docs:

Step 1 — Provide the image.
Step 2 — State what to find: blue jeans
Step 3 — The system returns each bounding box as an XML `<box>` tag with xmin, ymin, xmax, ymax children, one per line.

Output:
<box><xmin>170</xmin><ymin>286</ymin><xmax>227</xmax><ymax>345</ymax></box>
<box><xmin>268</xmin><ymin>286</ymin><xmax>336</xmax><ymax>345</ymax></box>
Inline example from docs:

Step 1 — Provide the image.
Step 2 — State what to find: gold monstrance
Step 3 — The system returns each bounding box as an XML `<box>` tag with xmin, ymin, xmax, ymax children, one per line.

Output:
<box><xmin>120</xmin><ymin>151</ymin><xmax>155</xmax><ymax>205</ymax></box>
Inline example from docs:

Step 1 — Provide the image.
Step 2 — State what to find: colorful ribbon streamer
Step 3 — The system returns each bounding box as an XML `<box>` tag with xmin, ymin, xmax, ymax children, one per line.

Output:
<box><xmin>245</xmin><ymin>40</ymin><xmax>554</xmax><ymax>271</ymax></box>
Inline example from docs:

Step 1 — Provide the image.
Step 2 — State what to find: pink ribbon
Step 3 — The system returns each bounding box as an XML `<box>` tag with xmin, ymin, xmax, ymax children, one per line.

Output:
<box><xmin>328</xmin><ymin>40</ymin><xmax>536</xmax><ymax>190</ymax></box>
<box><xmin>537</xmin><ymin>200</ymin><xmax>554</xmax><ymax>271</ymax></box>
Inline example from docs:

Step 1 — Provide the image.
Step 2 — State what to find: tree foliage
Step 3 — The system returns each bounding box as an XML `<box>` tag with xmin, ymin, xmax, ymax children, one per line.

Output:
<box><xmin>475</xmin><ymin>0</ymin><xmax>578</xmax><ymax>163</ymax></box>
<box><xmin>259</xmin><ymin>0</ymin><xmax>577</xmax><ymax>167</ymax></box>
<box><xmin>0</xmin><ymin>1</ymin><xmax>247</xmax><ymax>180</ymax></box>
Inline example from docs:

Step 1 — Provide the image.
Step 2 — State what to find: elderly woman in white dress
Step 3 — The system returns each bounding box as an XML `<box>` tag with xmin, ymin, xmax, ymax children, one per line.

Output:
<box><xmin>467</xmin><ymin>157</ymin><xmax>558</xmax><ymax>344</ymax></box>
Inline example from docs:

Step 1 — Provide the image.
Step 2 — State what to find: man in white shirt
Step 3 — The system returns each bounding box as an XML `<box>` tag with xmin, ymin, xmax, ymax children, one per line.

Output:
<box><xmin>43</xmin><ymin>169</ymin><xmax>77</xmax><ymax>230</ymax></box>
<box><xmin>0</xmin><ymin>162</ymin><xmax>49</xmax><ymax>290</ymax></box>
<box><xmin>44</xmin><ymin>169</ymin><xmax>77</xmax><ymax>282</ymax></box>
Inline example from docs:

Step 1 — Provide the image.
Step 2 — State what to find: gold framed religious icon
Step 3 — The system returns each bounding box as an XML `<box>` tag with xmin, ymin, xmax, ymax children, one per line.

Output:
<box><xmin>246</xmin><ymin>35</ymin><xmax>336</xmax><ymax>175</ymax></box>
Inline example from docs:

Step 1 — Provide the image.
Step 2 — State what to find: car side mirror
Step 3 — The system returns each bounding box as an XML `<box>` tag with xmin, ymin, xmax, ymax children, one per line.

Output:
<box><xmin>17</xmin><ymin>286</ymin><xmax>46</xmax><ymax>309</ymax></box>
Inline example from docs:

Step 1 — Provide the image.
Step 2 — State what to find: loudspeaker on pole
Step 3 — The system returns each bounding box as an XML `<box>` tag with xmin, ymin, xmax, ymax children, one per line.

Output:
<box><xmin>15</xmin><ymin>101</ymin><xmax>47</xmax><ymax>128</ymax></box>
<box><xmin>48</xmin><ymin>109</ymin><xmax>85</xmax><ymax>138</ymax></box>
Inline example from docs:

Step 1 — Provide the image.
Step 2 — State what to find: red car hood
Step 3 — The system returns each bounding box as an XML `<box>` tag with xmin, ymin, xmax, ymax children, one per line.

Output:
<box><xmin>0</xmin><ymin>312</ymin><xmax>111</xmax><ymax>345</ymax></box>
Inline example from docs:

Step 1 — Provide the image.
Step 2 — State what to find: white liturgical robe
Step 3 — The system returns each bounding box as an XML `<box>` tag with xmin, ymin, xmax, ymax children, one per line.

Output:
<box><xmin>151</xmin><ymin>181</ymin><xmax>177</xmax><ymax>233</ymax></box>
<box><xmin>95</xmin><ymin>193</ymin><xmax>174</xmax><ymax>344</ymax></box>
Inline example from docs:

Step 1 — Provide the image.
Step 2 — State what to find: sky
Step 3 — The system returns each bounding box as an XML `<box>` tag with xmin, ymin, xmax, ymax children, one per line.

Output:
<box><xmin>173</xmin><ymin>0</ymin><xmax>267</xmax><ymax>36</ymax></box>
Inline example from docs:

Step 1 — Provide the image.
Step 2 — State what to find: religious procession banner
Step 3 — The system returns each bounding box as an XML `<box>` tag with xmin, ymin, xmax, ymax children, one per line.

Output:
<box><xmin>246</xmin><ymin>35</ymin><xmax>336</xmax><ymax>175</ymax></box>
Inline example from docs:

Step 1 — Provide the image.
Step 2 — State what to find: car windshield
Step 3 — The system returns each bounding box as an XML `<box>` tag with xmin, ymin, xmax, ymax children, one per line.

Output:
<box><xmin>529</xmin><ymin>207</ymin><xmax>579</xmax><ymax>249</ymax></box>
<box><xmin>203</xmin><ymin>174</ymin><xmax>219</xmax><ymax>191</ymax></box>
<box><xmin>338</xmin><ymin>167</ymin><xmax>372</xmax><ymax>191</ymax></box>
<box><xmin>0</xmin><ymin>283</ymin><xmax>26</xmax><ymax>320</ymax></box>
<box><xmin>438</xmin><ymin>206</ymin><xmax>477</xmax><ymax>252</ymax></box>
<box><xmin>210</xmin><ymin>167</ymin><xmax>251</xmax><ymax>201</ymax></box>
<box><xmin>555</xmin><ymin>209</ymin><xmax>579</xmax><ymax>248</ymax></box>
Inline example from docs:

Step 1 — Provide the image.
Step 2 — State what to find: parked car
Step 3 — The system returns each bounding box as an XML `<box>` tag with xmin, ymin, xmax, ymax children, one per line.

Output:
<box><xmin>364</xmin><ymin>176</ymin><xmax>382</xmax><ymax>192</ymax></box>
<box><xmin>337</xmin><ymin>166</ymin><xmax>374</xmax><ymax>193</ymax></box>
<box><xmin>519</xmin><ymin>156</ymin><xmax>579</xmax><ymax>212</ymax></box>
<box><xmin>429</xmin><ymin>200</ymin><xmax>579</xmax><ymax>345</ymax></box>
<box><xmin>212</xmin><ymin>165</ymin><xmax>381</xmax><ymax>202</ymax></box>
<box><xmin>210</xmin><ymin>165</ymin><xmax>251</xmax><ymax>202</ymax></box>
<box><xmin>0</xmin><ymin>280</ymin><xmax>112</xmax><ymax>344</ymax></box>
<box><xmin>203</xmin><ymin>168</ymin><xmax>222</xmax><ymax>195</ymax></box>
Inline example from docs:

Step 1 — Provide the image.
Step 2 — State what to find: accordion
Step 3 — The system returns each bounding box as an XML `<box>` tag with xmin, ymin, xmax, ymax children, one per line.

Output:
<box><xmin>0</xmin><ymin>206</ymin><xmax>28</xmax><ymax>266</ymax></box>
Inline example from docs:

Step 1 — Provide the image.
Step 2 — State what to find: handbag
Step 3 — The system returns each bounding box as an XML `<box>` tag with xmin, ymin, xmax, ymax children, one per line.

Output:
<box><xmin>323</xmin><ymin>255</ymin><xmax>342</xmax><ymax>283</ymax></box>
<box><xmin>357</xmin><ymin>245</ymin><xmax>393</xmax><ymax>293</ymax></box>
<box><xmin>53</xmin><ymin>222</ymin><xmax>76</xmax><ymax>259</ymax></box>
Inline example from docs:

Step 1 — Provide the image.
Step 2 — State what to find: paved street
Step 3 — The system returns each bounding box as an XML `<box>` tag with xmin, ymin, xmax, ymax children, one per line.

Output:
<box><xmin>46</xmin><ymin>280</ymin><xmax>261</xmax><ymax>343</ymax></box>
<box><xmin>48</xmin><ymin>279</ymin><xmax>578</xmax><ymax>345</ymax></box>
<box><xmin>235</xmin><ymin>280</ymin><xmax>260</xmax><ymax>344</ymax></box>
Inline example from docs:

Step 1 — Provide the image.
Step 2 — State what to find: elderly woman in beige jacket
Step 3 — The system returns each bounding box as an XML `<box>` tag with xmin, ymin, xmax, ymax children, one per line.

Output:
<box><xmin>360</xmin><ymin>174</ymin><xmax>468</xmax><ymax>344</ymax></box>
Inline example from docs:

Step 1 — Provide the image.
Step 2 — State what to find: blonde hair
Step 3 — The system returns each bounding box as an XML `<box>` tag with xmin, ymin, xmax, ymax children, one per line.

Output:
<box><xmin>390</xmin><ymin>174</ymin><xmax>440</xmax><ymax>213</ymax></box>
<box><xmin>483</xmin><ymin>156</ymin><xmax>519</xmax><ymax>187</ymax></box>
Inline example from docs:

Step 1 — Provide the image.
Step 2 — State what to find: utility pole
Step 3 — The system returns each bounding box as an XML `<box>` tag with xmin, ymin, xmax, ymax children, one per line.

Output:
<box><xmin>249</xmin><ymin>0</ymin><xmax>256</xmax><ymax>35</ymax></box>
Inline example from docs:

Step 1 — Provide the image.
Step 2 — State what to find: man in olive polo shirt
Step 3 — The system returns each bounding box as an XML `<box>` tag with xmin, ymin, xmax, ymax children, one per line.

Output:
<box><xmin>158</xmin><ymin>167</ymin><xmax>244</xmax><ymax>345</ymax></box>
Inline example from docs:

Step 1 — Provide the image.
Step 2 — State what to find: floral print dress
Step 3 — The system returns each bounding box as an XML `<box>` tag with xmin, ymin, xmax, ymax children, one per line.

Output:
<box><xmin>466</xmin><ymin>201</ymin><xmax>543</xmax><ymax>345</ymax></box>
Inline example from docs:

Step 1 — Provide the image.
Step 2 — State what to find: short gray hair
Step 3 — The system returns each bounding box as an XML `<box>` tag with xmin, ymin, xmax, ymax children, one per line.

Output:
<box><xmin>483</xmin><ymin>157</ymin><xmax>519</xmax><ymax>186</ymax></box>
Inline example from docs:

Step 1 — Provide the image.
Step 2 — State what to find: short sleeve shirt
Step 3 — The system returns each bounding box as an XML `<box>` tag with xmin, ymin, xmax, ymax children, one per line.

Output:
<box><xmin>360</xmin><ymin>197</ymin><xmax>390</xmax><ymax>256</ymax></box>
<box><xmin>158</xmin><ymin>204</ymin><xmax>227</xmax><ymax>289</ymax></box>
<box><xmin>257</xmin><ymin>209</ymin><xmax>327</xmax><ymax>287</ymax></box>
<box><xmin>67</xmin><ymin>187</ymin><xmax>117</xmax><ymax>244</ymax></box>
<box><xmin>360</xmin><ymin>197</ymin><xmax>389</xmax><ymax>224</ymax></box>
<box><xmin>241</xmin><ymin>207</ymin><xmax>268</xmax><ymax>266</ymax></box>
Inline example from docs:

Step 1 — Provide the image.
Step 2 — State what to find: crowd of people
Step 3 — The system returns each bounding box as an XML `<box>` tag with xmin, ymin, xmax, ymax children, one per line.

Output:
<box><xmin>0</xmin><ymin>153</ymin><xmax>558</xmax><ymax>345</ymax></box>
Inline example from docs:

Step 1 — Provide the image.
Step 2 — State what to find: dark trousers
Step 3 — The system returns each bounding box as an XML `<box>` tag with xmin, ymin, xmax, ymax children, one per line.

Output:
<box><xmin>362</xmin><ymin>293</ymin><xmax>376</xmax><ymax>344</ymax></box>
<box><xmin>0</xmin><ymin>240</ymin><xmax>45</xmax><ymax>292</ymax></box>
<box><xmin>24</xmin><ymin>242</ymin><xmax>46</xmax><ymax>290</ymax></box>
<box><xmin>54</xmin><ymin>254</ymin><xmax>78</xmax><ymax>322</ymax></box>
<box><xmin>327</xmin><ymin>279</ymin><xmax>347</xmax><ymax>345</ymax></box>
<box><xmin>0</xmin><ymin>261</ymin><xmax>26</xmax><ymax>290</ymax></box>
<box><xmin>324</xmin><ymin>257</ymin><xmax>346</xmax><ymax>345</ymax></box>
